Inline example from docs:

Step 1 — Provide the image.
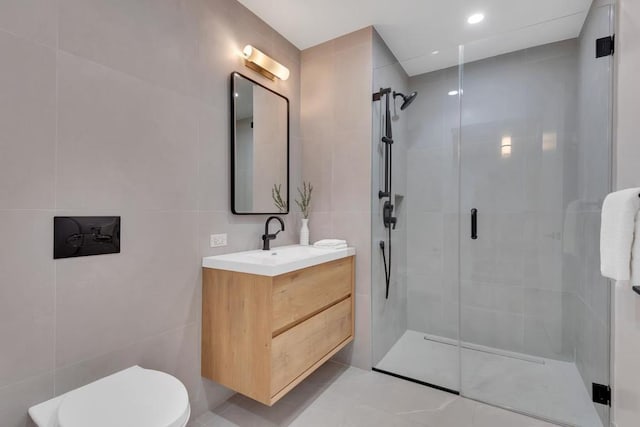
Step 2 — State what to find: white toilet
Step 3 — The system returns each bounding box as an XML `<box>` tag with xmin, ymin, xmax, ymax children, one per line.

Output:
<box><xmin>28</xmin><ymin>366</ymin><xmax>191</xmax><ymax>427</ymax></box>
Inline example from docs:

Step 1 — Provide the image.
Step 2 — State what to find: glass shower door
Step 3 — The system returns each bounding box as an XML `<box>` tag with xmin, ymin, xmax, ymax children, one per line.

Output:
<box><xmin>458</xmin><ymin>5</ymin><xmax>613</xmax><ymax>426</ymax></box>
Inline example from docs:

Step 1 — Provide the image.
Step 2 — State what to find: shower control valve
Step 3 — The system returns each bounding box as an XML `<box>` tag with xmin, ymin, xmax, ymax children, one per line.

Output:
<box><xmin>383</xmin><ymin>201</ymin><xmax>397</xmax><ymax>229</ymax></box>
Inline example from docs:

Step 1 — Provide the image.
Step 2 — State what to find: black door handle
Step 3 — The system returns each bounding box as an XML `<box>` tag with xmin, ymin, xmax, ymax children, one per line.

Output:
<box><xmin>471</xmin><ymin>208</ymin><xmax>478</xmax><ymax>240</ymax></box>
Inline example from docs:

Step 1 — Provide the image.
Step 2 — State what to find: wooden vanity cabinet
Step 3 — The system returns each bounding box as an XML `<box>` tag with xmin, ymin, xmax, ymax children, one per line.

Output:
<box><xmin>201</xmin><ymin>255</ymin><xmax>355</xmax><ymax>405</ymax></box>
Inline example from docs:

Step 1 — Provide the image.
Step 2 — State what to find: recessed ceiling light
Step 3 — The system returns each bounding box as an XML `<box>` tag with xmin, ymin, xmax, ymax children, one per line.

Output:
<box><xmin>448</xmin><ymin>90</ymin><xmax>459</xmax><ymax>96</ymax></box>
<box><xmin>234</xmin><ymin>92</ymin><xmax>239</xmax><ymax>97</ymax></box>
<box><xmin>467</xmin><ymin>13</ymin><xmax>485</xmax><ymax>24</ymax></box>
<box><xmin>431</xmin><ymin>50</ymin><xmax>440</xmax><ymax>55</ymax></box>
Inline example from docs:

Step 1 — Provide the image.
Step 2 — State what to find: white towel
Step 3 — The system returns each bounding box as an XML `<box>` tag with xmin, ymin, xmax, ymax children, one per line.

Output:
<box><xmin>600</xmin><ymin>188</ymin><xmax>640</xmax><ymax>282</ymax></box>
<box><xmin>313</xmin><ymin>239</ymin><xmax>347</xmax><ymax>247</ymax></box>
<box><xmin>313</xmin><ymin>243</ymin><xmax>348</xmax><ymax>250</ymax></box>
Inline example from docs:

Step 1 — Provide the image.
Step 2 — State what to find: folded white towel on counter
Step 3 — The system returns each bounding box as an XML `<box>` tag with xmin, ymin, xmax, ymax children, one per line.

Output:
<box><xmin>313</xmin><ymin>239</ymin><xmax>348</xmax><ymax>250</ymax></box>
<box><xmin>313</xmin><ymin>239</ymin><xmax>347</xmax><ymax>247</ymax></box>
<box><xmin>314</xmin><ymin>243</ymin><xmax>348</xmax><ymax>250</ymax></box>
<box><xmin>600</xmin><ymin>188</ymin><xmax>640</xmax><ymax>282</ymax></box>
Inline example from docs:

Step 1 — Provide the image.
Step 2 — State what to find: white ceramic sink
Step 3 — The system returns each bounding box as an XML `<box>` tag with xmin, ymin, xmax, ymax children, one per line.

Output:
<box><xmin>202</xmin><ymin>244</ymin><xmax>355</xmax><ymax>276</ymax></box>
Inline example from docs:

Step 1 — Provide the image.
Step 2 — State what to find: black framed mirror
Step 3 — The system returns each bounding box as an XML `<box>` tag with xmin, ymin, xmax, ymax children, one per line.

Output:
<box><xmin>230</xmin><ymin>72</ymin><xmax>290</xmax><ymax>215</ymax></box>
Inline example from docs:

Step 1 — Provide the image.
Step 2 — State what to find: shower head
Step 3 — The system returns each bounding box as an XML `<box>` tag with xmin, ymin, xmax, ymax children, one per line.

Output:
<box><xmin>393</xmin><ymin>91</ymin><xmax>418</xmax><ymax>110</ymax></box>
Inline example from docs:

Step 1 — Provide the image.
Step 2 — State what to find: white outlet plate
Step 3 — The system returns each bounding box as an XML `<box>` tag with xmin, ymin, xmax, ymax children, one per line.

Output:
<box><xmin>210</xmin><ymin>233</ymin><xmax>227</xmax><ymax>248</ymax></box>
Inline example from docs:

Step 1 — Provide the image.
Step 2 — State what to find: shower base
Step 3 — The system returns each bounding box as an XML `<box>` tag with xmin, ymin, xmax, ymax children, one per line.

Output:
<box><xmin>375</xmin><ymin>330</ymin><xmax>602</xmax><ymax>427</ymax></box>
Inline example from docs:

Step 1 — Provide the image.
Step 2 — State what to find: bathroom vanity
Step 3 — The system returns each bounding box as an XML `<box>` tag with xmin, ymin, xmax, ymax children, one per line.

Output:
<box><xmin>201</xmin><ymin>245</ymin><xmax>355</xmax><ymax>405</ymax></box>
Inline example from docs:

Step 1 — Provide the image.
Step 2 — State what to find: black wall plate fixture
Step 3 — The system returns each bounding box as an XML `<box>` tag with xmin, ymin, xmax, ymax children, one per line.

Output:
<box><xmin>54</xmin><ymin>216</ymin><xmax>121</xmax><ymax>259</ymax></box>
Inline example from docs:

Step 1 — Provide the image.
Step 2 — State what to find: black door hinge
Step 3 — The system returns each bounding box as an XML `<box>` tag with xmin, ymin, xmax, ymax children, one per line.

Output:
<box><xmin>593</xmin><ymin>383</ymin><xmax>611</xmax><ymax>406</ymax></box>
<box><xmin>596</xmin><ymin>35</ymin><xmax>615</xmax><ymax>58</ymax></box>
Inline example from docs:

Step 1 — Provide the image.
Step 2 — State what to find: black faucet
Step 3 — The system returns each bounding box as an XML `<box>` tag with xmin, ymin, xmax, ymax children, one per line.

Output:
<box><xmin>262</xmin><ymin>216</ymin><xmax>285</xmax><ymax>250</ymax></box>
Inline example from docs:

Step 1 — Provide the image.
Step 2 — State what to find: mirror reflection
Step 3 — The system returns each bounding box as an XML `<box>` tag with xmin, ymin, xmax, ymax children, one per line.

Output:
<box><xmin>231</xmin><ymin>72</ymin><xmax>289</xmax><ymax>214</ymax></box>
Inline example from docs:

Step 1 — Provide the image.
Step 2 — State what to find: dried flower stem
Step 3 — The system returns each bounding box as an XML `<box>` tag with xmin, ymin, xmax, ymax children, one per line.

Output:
<box><xmin>272</xmin><ymin>184</ymin><xmax>288</xmax><ymax>213</ymax></box>
<box><xmin>295</xmin><ymin>181</ymin><xmax>313</xmax><ymax>219</ymax></box>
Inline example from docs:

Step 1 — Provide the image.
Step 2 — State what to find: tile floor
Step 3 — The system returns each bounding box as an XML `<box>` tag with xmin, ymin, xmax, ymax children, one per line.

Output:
<box><xmin>375</xmin><ymin>330</ymin><xmax>602</xmax><ymax>427</ymax></box>
<box><xmin>191</xmin><ymin>361</ymin><xmax>559</xmax><ymax>427</ymax></box>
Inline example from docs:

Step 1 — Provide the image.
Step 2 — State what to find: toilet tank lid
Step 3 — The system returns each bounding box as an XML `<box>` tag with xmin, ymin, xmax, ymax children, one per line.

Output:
<box><xmin>30</xmin><ymin>366</ymin><xmax>190</xmax><ymax>427</ymax></box>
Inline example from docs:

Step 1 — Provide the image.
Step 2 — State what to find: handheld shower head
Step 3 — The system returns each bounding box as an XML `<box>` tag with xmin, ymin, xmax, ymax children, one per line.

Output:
<box><xmin>393</xmin><ymin>91</ymin><xmax>418</xmax><ymax>110</ymax></box>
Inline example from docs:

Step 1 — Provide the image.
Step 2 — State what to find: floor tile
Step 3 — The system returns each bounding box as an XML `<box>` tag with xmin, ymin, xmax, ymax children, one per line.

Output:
<box><xmin>195</xmin><ymin>361</ymin><xmax>561</xmax><ymax>427</ymax></box>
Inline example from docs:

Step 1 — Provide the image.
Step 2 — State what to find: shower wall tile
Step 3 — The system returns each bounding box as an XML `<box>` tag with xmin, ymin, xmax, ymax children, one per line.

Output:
<box><xmin>0</xmin><ymin>0</ymin><xmax>57</xmax><ymax>47</ymax></box>
<box><xmin>371</xmin><ymin>30</ymin><xmax>411</xmax><ymax>365</ymax></box>
<box><xmin>0</xmin><ymin>31</ymin><xmax>56</xmax><ymax>210</ymax></box>
<box><xmin>407</xmin><ymin>288</ymin><xmax>444</xmax><ymax>335</ymax></box>
<box><xmin>461</xmin><ymin>281</ymin><xmax>524</xmax><ymax>315</ymax></box>
<box><xmin>406</xmin><ymin>148</ymin><xmax>444</xmax><ymax>212</ymax></box>
<box><xmin>522</xmin><ymin>289</ymin><xmax>574</xmax><ymax>360</ymax></box>
<box><xmin>406</xmin><ymin>212</ymin><xmax>442</xmax><ymax>278</ymax></box>
<box><xmin>407</xmin><ymin>39</ymin><xmax>581</xmax><ymax>359</ymax></box>
<box><xmin>461</xmin><ymin>306</ymin><xmax>524</xmax><ymax>353</ymax></box>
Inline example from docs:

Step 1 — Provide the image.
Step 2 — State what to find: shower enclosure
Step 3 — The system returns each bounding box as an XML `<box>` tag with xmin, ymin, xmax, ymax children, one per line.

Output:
<box><xmin>371</xmin><ymin>3</ymin><xmax>614</xmax><ymax>426</ymax></box>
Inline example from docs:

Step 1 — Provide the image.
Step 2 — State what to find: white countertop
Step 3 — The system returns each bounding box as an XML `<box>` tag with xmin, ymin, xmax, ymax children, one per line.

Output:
<box><xmin>202</xmin><ymin>244</ymin><xmax>356</xmax><ymax>276</ymax></box>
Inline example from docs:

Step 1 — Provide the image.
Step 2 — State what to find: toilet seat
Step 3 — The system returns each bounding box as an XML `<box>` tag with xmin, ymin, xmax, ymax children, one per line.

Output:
<box><xmin>56</xmin><ymin>366</ymin><xmax>190</xmax><ymax>427</ymax></box>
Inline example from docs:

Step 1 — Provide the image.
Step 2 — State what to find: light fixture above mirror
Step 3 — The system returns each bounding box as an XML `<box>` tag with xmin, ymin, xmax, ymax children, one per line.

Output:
<box><xmin>242</xmin><ymin>45</ymin><xmax>290</xmax><ymax>81</ymax></box>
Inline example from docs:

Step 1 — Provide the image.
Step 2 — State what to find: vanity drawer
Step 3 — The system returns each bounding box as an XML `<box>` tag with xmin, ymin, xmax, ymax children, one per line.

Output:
<box><xmin>272</xmin><ymin>256</ymin><xmax>353</xmax><ymax>334</ymax></box>
<box><xmin>270</xmin><ymin>297</ymin><xmax>352</xmax><ymax>395</ymax></box>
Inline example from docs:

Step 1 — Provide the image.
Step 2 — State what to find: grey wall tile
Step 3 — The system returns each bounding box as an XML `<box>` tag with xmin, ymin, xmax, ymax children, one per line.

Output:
<box><xmin>0</xmin><ymin>373</ymin><xmax>53</xmax><ymax>427</ymax></box>
<box><xmin>59</xmin><ymin>0</ymin><xmax>201</xmax><ymax>98</ymax></box>
<box><xmin>331</xmin><ymin>211</ymin><xmax>371</xmax><ymax>296</ymax></box>
<box><xmin>57</xmin><ymin>52</ymin><xmax>199</xmax><ymax>211</ymax></box>
<box><xmin>332</xmin><ymin>292</ymin><xmax>372</xmax><ymax>370</ymax></box>
<box><xmin>1</xmin><ymin>0</ymin><xmax>302</xmax><ymax>423</ymax></box>
<box><xmin>55</xmin><ymin>210</ymin><xmax>200</xmax><ymax>367</ymax></box>
<box><xmin>0</xmin><ymin>31</ymin><xmax>56</xmax><ymax>209</ymax></box>
<box><xmin>370</xmin><ymin>32</ymin><xmax>410</xmax><ymax>365</ymax></box>
<box><xmin>301</xmin><ymin>29</ymin><xmax>374</xmax><ymax>369</ymax></box>
<box><xmin>404</xmin><ymin>38</ymin><xmax>608</xmax><ymax>368</ymax></box>
<box><xmin>0</xmin><ymin>211</ymin><xmax>55</xmax><ymax>388</ymax></box>
<box><xmin>331</xmin><ymin>132</ymin><xmax>372</xmax><ymax>213</ymax></box>
<box><xmin>461</xmin><ymin>306</ymin><xmax>524</xmax><ymax>353</ymax></box>
<box><xmin>198</xmin><ymin>211</ymin><xmax>297</xmax><ymax>257</ymax></box>
<box><xmin>0</xmin><ymin>0</ymin><xmax>57</xmax><ymax>47</ymax></box>
<box><xmin>197</xmin><ymin>103</ymin><xmax>230</xmax><ymax>212</ymax></box>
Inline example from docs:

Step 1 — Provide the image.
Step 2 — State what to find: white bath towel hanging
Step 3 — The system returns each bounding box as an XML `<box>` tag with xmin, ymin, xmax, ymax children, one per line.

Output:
<box><xmin>632</xmin><ymin>213</ymin><xmax>640</xmax><ymax>286</ymax></box>
<box><xmin>600</xmin><ymin>188</ymin><xmax>640</xmax><ymax>282</ymax></box>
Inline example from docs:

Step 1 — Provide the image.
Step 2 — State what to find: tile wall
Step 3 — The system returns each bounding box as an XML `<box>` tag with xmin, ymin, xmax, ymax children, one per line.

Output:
<box><xmin>370</xmin><ymin>30</ymin><xmax>410</xmax><ymax>365</ymax></box>
<box><xmin>300</xmin><ymin>27</ymin><xmax>374</xmax><ymax>369</ymax></box>
<box><xmin>0</xmin><ymin>0</ymin><xmax>301</xmax><ymax>425</ymax></box>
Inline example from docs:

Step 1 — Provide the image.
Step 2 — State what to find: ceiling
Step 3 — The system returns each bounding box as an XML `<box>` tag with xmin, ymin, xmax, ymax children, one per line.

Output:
<box><xmin>237</xmin><ymin>0</ymin><xmax>597</xmax><ymax>76</ymax></box>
